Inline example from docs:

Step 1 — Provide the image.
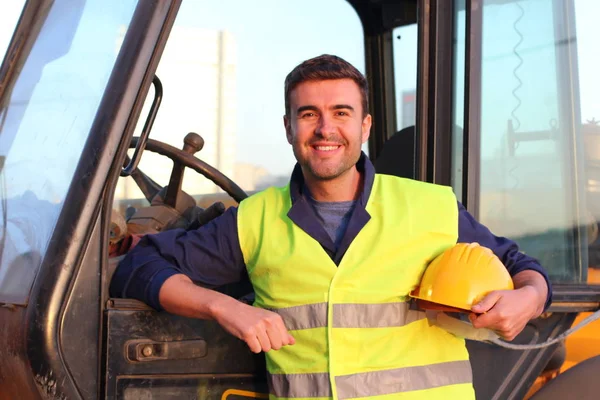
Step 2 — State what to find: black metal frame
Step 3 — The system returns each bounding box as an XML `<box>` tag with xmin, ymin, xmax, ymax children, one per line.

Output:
<box><xmin>364</xmin><ymin>29</ymin><xmax>397</xmax><ymax>156</ymax></box>
<box><xmin>348</xmin><ymin>1</ymin><xmax>395</xmax><ymax>158</ymax></box>
<box><xmin>347</xmin><ymin>0</ymin><xmax>418</xmax><ymax>160</ymax></box>
<box><xmin>415</xmin><ymin>0</ymin><xmax>455</xmax><ymax>185</ymax></box>
<box><xmin>552</xmin><ymin>0</ymin><xmax>588</xmax><ymax>282</ymax></box>
<box><xmin>462</xmin><ymin>0</ymin><xmax>483</xmax><ymax>217</ymax></box>
<box><xmin>550</xmin><ymin>284</ymin><xmax>600</xmax><ymax>312</ymax></box>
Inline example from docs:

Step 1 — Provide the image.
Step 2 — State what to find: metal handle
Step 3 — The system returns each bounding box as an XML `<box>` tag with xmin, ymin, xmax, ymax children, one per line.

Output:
<box><xmin>121</xmin><ymin>75</ymin><xmax>163</xmax><ymax>177</ymax></box>
<box><xmin>126</xmin><ymin>339</ymin><xmax>207</xmax><ymax>363</ymax></box>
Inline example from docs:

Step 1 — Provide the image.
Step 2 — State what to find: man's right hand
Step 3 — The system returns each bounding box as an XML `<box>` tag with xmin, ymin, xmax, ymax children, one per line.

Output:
<box><xmin>159</xmin><ymin>274</ymin><xmax>295</xmax><ymax>353</ymax></box>
<box><xmin>211</xmin><ymin>299</ymin><xmax>296</xmax><ymax>353</ymax></box>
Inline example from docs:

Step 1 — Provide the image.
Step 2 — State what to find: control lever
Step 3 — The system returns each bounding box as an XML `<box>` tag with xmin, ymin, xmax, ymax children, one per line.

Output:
<box><xmin>187</xmin><ymin>201</ymin><xmax>226</xmax><ymax>230</ymax></box>
<box><xmin>163</xmin><ymin>132</ymin><xmax>205</xmax><ymax>211</ymax></box>
<box><xmin>122</xmin><ymin>154</ymin><xmax>162</xmax><ymax>203</ymax></box>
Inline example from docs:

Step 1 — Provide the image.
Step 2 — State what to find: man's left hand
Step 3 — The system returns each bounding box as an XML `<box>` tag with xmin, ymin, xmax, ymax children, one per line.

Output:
<box><xmin>469</xmin><ymin>270</ymin><xmax>548</xmax><ymax>341</ymax></box>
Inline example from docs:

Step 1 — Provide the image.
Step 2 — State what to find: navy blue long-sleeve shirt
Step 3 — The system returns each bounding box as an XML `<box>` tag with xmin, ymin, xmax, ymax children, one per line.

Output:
<box><xmin>110</xmin><ymin>154</ymin><xmax>552</xmax><ymax>311</ymax></box>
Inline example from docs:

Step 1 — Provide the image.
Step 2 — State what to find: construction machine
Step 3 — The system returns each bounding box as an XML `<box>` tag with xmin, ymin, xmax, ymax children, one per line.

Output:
<box><xmin>0</xmin><ymin>0</ymin><xmax>598</xmax><ymax>399</ymax></box>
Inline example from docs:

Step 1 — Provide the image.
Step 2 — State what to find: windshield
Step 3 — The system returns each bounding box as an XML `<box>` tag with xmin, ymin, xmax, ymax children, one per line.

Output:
<box><xmin>0</xmin><ymin>0</ymin><xmax>138</xmax><ymax>305</ymax></box>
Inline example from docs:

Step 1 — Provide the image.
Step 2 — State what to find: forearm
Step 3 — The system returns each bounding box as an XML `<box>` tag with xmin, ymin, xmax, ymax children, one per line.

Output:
<box><xmin>512</xmin><ymin>270</ymin><xmax>549</xmax><ymax>318</ymax></box>
<box><xmin>158</xmin><ymin>273</ymin><xmax>240</xmax><ymax>320</ymax></box>
<box><xmin>159</xmin><ymin>274</ymin><xmax>295</xmax><ymax>353</ymax></box>
<box><xmin>110</xmin><ymin>207</ymin><xmax>248</xmax><ymax>310</ymax></box>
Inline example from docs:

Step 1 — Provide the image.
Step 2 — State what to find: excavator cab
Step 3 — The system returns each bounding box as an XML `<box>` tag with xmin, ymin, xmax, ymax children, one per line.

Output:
<box><xmin>0</xmin><ymin>0</ymin><xmax>598</xmax><ymax>399</ymax></box>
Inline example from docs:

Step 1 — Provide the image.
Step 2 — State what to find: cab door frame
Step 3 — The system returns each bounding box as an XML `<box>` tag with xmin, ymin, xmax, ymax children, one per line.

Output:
<box><xmin>1</xmin><ymin>1</ymin><xmax>182</xmax><ymax>399</ymax></box>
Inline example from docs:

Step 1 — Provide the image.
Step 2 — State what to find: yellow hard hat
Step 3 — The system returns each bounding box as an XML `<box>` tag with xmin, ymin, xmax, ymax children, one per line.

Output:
<box><xmin>410</xmin><ymin>243</ymin><xmax>514</xmax><ymax>312</ymax></box>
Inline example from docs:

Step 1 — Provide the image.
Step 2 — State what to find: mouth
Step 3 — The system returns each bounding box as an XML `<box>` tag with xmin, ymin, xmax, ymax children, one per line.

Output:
<box><xmin>311</xmin><ymin>144</ymin><xmax>343</xmax><ymax>154</ymax></box>
<box><xmin>314</xmin><ymin>145</ymin><xmax>340</xmax><ymax>151</ymax></box>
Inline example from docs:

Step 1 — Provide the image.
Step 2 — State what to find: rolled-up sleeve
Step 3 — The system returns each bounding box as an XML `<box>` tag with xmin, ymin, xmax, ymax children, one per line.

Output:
<box><xmin>109</xmin><ymin>207</ymin><xmax>246</xmax><ymax>311</ymax></box>
<box><xmin>457</xmin><ymin>202</ymin><xmax>552</xmax><ymax>311</ymax></box>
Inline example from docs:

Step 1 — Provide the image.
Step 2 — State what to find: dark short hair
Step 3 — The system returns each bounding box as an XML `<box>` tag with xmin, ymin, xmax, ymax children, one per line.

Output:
<box><xmin>284</xmin><ymin>54</ymin><xmax>369</xmax><ymax>117</ymax></box>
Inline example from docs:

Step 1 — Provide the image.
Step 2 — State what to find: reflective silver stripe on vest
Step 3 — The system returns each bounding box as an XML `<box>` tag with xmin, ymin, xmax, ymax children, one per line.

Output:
<box><xmin>268</xmin><ymin>361</ymin><xmax>472</xmax><ymax>398</ymax></box>
<box><xmin>332</xmin><ymin>302</ymin><xmax>425</xmax><ymax>328</ymax></box>
<box><xmin>335</xmin><ymin>360</ymin><xmax>473</xmax><ymax>399</ymax></box>
<box><xmin>268</xmin><ymin>372</ymin><xmax>332</xmax><ymax>398</ymax></box>
<box><xmin>270</xmin><ymin>303</ymin><xmax>328</xmax><ymax>330</ymax></box>
<box><xmin>271</xmin><ymin>302</ymin><xmax>425</xmax><ymax>330</ymax></box>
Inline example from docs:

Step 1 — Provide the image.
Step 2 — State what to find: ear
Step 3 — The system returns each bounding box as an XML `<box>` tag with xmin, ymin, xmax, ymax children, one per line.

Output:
<box><xmin>361</xmin><ymin>114</ymin><xmax>372</xmax><ymax>143</ymax></box>
<box><xmin>284</xmin><ymin>115</ymin><xmax>293</xmax><ymax>144</ymax></box>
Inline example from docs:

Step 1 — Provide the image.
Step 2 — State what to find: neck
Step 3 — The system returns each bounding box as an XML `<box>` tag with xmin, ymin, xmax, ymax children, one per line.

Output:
<box><xmin>304</xmin><ymin>167</ymin><xmax>362</xmax><ymax>202</ymax></box>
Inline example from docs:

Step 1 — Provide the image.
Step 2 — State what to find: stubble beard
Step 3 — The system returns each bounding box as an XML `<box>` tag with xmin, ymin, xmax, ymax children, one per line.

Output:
<box><xmin>301</xmin><ymin>150</ymin><xmax>361</xmax><ymax>182</ymax></box>
<box><xmin>291</xmin><ymin>131</ymin><xmax>362</xmax><ymax>182</ymax></box>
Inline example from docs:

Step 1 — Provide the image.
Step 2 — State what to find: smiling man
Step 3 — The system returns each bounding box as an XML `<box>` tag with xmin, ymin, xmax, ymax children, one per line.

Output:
<box><xmin>285</xmin><ymin>78</ymin><xmax>370</xmax><ymax>199</ymax></box>
<box><xmin>111</xmin><ymin>54</ymin><xmax>551</xmax><ymax>399</ymax></box>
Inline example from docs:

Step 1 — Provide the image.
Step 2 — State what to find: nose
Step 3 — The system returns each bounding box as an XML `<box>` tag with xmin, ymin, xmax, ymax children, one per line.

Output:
<box><xmin>315</xmin><ymin>115</ymin><xmax>336</xmax><ymax>137</ymax></box>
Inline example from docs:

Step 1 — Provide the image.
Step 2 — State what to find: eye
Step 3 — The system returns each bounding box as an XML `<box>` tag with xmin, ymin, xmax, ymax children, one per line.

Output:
<box><xmin>336</xmin><ymin>111</ymin><xmax>350</xmax><ymax>117</ymax></box>
<box><xmin>300</xmin><ymin>112</ymin><xmax>316</xmax><ymax>118</ymax></box>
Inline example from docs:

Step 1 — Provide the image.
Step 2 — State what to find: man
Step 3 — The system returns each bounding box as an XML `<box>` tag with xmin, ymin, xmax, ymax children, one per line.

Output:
<box><xmin>111</xmin><ymin>54</ymin><xmax>550</xmax><ymax>399</ymax></box>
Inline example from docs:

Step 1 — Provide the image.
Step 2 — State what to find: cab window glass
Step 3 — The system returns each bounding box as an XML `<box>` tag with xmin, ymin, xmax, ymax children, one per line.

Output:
<box><xmin>0</xmin><ymin>0</ymin><xmax>138</xmax><ymax>304</ymax></box>
<box><xmin>452</xmin><ymin>0</ymin><xmax>466</xmax><ymax>202</ymax></box>
<box><xmin>114</xmin><ymin>0</ymin><xmax>365</xmax><ymax>213</ymax></box>
<box><xmin>0</xmin><ymin>0</ymin><xmax>25</xmax><ymax>65</ymax></box>
<box><xmin>452</xmin><ymin>0</ymin><xmax>600</xmax><ymax>284</ymax></box>
<box><xmin>393</xmin><ymin>24</ymin><xmax>418</xmax><ymax>133</ymax></box>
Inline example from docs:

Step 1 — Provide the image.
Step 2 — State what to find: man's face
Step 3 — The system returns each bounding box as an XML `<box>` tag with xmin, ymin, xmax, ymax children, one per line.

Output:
<box><xmin>284</xmin><ymin>79</ymin><xmax>372</xmax><ymax>182</ymax></box>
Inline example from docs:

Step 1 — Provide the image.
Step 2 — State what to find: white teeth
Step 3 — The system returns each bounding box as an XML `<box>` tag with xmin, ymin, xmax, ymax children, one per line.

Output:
<box><xmin>315</xmin><ymin>146</ymin><xmax>339</xmax><ymax>151</ymax></box>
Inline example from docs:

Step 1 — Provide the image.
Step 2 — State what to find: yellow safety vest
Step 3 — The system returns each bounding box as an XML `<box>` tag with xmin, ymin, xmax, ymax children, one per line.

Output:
<box><xmin>237</xmin><ymin>174</ymin><xmax>474</xmax><ymax>400</ymax></box>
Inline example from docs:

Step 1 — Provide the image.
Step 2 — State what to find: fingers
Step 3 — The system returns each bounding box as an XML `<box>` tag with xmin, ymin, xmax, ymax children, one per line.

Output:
<box><xmin>470</xmin><ymin>311</ymin><xmax>520</xmax><ymax>340</ymax></box>
<box><xmin>265</xmin><ymin>326</ymin><xmax>296</xmax><ymax>349</ymax></box>
<box><xmin>468</xmin><ymin>289</ymin><xmax>539</xmax><ymax>341</ymax></box>
<box><xmin>274</xmin><ymin>316</ymin><xmax>296</xmax><ymax>347</ymax></box>
<box><xmin>469</xmin><ymin>311</ymin><xmax>498</xmax><ymax>329</ymax></box>
<box><xmin>242</xmin><ymin>312</ymin><xmax>295</xmax><ymax>353</ymax></box>
<box><xmin>256</xmin><ymin>327</ymin><xmax>272</xmax><ymax>352</ymax></box>
<box><xmin>242</xmin><ymin>325</ymin><xmax>275</xmax><ymax>353</ymax></box>
<box><xmin>271</xmin><ymin>314</ymin><xmax>298</xmax><ymax>349</ymax></box>
<box><xmin>470</xmin><ymin>301</ymin><xmax>523</xmax><ymax>340</ymax></box>
<box><xmin>287</xmin><ymin>333</ymin><xmax>296</xmax><ymax>345</ymax></box>
<box><xmin>263</xmin><ymin>313</ymin><xmax>296</xmax><ymax>351</ymax></box>
<box><xmin>471</xmin><ymin>291</ymin><xmax>502</xmax><ymax>314</ymax></box>
<box><xmin>244</xmin><ymin>332</ymin><xmax>262</xmax><ymax>354</ymax></box>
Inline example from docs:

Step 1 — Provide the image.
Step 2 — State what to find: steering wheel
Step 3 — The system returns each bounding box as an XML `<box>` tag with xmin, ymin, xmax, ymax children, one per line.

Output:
<box><xmin>128</xmin><ymin>133</ymin><xmax>248</xmax><ymax>208</ymax></box>
<box><xmin>109</xmin><ymin>133</ymin><xmax>248</xmax><ymax>263</ymax></box>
